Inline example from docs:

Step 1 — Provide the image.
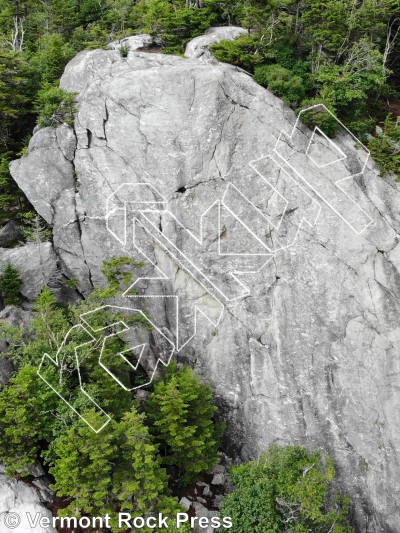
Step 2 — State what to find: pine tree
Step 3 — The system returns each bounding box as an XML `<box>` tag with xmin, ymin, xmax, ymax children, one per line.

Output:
<box><xmin>147</xmin><ymin>363</ymin><xmax>223</xmax><ymax>485</ymax></box>
<box><xmin>0</xmin><ymin>365</ymin><xmax>59</xmax><ymax>475</ymax></box>
<box><xmin>49</xmin><ymin>407</ymin><xmax>180</xmax><ymax>528</ymax></box>
<box><xmin>49</xmin><ymin>409</ymin><xmax>118</xmax><ymax>517</ymax></box>
<box><xmin>0</xmin><ymin>51</ymin><xmax>32</xmax><ymax>151</ymax></box>
<box><xmin>0</xmin><ymin>261</ymin><xmax>23</xmax><ymax>305</ymax></box>
<box><xmin>113</xmin><ymin>408</ymin><xmax>179</xmax><ymax>522</ymax></box>
<box><xmin>0</xmin><ymin>154</ymin><xmax>26</xmax><ymax>222</ymax></box>
<box><xmin>20</xmin><ymin>212</ymin><xmax>52</xmax><ymax>243</ymax></box>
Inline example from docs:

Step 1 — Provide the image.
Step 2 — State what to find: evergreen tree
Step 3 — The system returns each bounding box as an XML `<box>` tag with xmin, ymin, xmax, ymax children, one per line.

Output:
<box><xmin>0</xmin><ymin>154</ymin><xmax>25</xmax><ymax>223</ymax></box>
<box><xmin>0</xmin><ymin>52</ymin><xmax>32</xmax><ymax>151</ymax></box>
<box><xmin>20</xmin><ymin>212</ymin><xmax>52</xmax><ymax>242</ymax></box>
<box><xmin>113</xmin><ymin>408</ymin><xmax>180</xmax><ymax>522</ymax></box>
<box><xmin>0</xmin><ymin>365</ymin><xmax>59</xmax><ymax>475</ymax></box>
<box><xmin>105</xmin><ymin>0</ymin><xmax>136</xmax><ymax>34</ymax></box>
<box><xmin>49</xmin><ymin>410</ymin><xmax>118</xmax><ymax>518</ymax></box>
<box><xmin>147</xmin><ymin>363</ymin><xmax>223</xmax><ymax>485</ymax></box>
<box><xmin>49</xmin><ymin>407</ymin><xmax>180</xmax><ymax>529</ymax></box>
<box><xmin>0</xmin><ymin>261</ymin><xmax>23</xmax><ymax>305</ymax></box>
<box><xmin>368</xmin><ymin>115</ymin><xmax>400</xmax><ymax>176</ymax></box>
<box><xmin>30</xmin><ymin>33</ymin><xmax>75</xmax><ymax>84</ymax></box>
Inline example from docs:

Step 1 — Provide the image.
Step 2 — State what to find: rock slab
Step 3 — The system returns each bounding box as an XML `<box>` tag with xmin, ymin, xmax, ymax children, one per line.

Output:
<box><xmin>9</xmin><ymin>31</ymin><xmax>400</xmax><ymax>532</ymax></box>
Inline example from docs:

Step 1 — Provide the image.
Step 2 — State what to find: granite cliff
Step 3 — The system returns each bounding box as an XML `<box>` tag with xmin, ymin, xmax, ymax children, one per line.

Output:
<box><xmin>6</xmin><ymin>28</ymin><xmax>400</xmax><ymax>531</ymax></box>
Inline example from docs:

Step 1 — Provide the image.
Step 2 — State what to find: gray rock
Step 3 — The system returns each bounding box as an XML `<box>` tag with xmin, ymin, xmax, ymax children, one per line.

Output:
<box><xmin>0</xmin><ymin>221</ymin><xmax>21</xmax><ymax>248</ymax></box>
<box><xmin>203</xmin><ymin>484</ymin><xmax>212</xmax><ymax>497</ymax></box>
<box><xmin>185</xmin><ymin>26</ymin><xmax>247</xmax><ymax>61</ymax></box>
<box><xmin>211</xmin><ymin>473</ymin><xmax>225</xmax><ymax>486</ymax></box>
<box><xmin>179</xmin><ymin>497</ymin><xmax>192</xmax><ymax>510</ymax></box>
<box><xmin>31</xmin><ymin>478</ymin><xmax>55</xmax><ymax>503</ymax></box>
<box><xmin>212</xmin><ymin>494</ymin><xmax>224</xmax><ymax>509</ymax></box>
<box><xmin>56</xmin><ymin>124</ymin><xmax>77</xmax><ymax>161</ymax></box>
<box><xmin>0</xmin><ymin>243</ymin><xmax>58</xmax><ymax>300</ymax></box>
<box><xmin>0</xmin><ymin>357</ymin><xmax>13</xmax><ymax>385</ymax></box>
<box><xmin>0</xmin><ymin>305</ymin><xmax>33</xmax><ymax>328</ymax></box>
<box><xmin>135</xmin><ymin>389</ymin><xmax>150</xmax><ymax>402</ymax></box>
<box><xmin>192</xmin><ymin>502</ymin><xmax>209</xmax><ymax>518</ymax></box>
<box><xmin>210</xmin><ymin>464</ymin><xmax>226</xmax><ymax>475</ymax></box>
<box><xmin>10</xmin><ymin>128</ymin><xmax>75</xmax><ymax>224</ymax></box>
<box><xmin>25</xmin><ymin>463</ymin><xmax>45</xmax><ymax>479</ymax></box>
<box><xmin>220</xmin><ymin>452</ymin><xmax>233</xmax><ymax>466</ymax></box>
<box><xmin>107</xmin><ymin>34</ymin><xmax>158</xmax><ymax>53</ymax></box>
<box><xmin>0</xmin><ymin>473</ymin><xmax>56</xmax><ymax>532</ymax></box>
<box><xmin>196</xmin><ymin>481</ymin><xmax>213</xmax><ymax>498</ymax></box>
<box><xmin>8</xmin><ymin>32</ymin><xmax>400</xmax><ymax>532</ymax></box>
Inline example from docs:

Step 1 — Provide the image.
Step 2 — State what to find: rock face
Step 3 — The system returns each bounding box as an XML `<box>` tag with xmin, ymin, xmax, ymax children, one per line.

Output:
<box><xmin>0</xmin><ymin>306</ymin><xmax>33</xmax><ymax>381</ymax></box>
<box><xmin>0</xmin><ymin>220</ymin><xmax>21</xmax><ymax>248</ymax></box>
<box><xmin>0</xmin><ymin>471</ymin><xmax>56</xmax><ymax>533</ymax></box>
<box><xmin>107</xmin><ymin>34</ymin><xmax>159</xmax><ymax>52</ymax></box>
<box><xmin>0</xmin><ymin>356</ymin><xmax>13</xmax><ymax>385</ymax></box>
<box><xmin>10</xmin><ymin>128</ymin><xmax>75</xmax><ymax>224</ymax></box>
<box><xmin>0</xmin><ymin>243</ymin><xmax>58</xmax><ymax>300</ymax></box>
<box><xmin>184</xmin><ymin>26</ymin><xmax>247</xmax><ymax>60</ymax></box>
<box><xmin>9</xmin><ymin>32</ymin><xmax>400</xmax><ymax>532</ymax></box>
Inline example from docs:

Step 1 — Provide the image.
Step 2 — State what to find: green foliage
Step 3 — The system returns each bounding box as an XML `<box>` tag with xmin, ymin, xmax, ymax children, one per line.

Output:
<box><xmin>220</xmin><ymin>445</ymin><xmax>355</xmax><ymax>533</ymax></box>
<box><xmin>0</xmin><ymin>262</ymin><xmax>23</xmax><ymax>305</ymax></box>
<box><xmin>0</xmin><ymin>365</ymin><xmax>59</xmax><ymax>475</ymax></box>
<box><xmin>49</xmin><ymin>410</ymin><xmax>120</xmax><ymax>518</ymax></box>
<box><xmin>0</xmin><ymin>155</ymin><xmax>24</xmax><ymax>222</ymax></box>
<box><xmin>254</xmin><ymin>64</ymin><xmax>305</xmax><ymax>107</ymax></box>
<box><xmin>112</xmin><ymin>408</ymin><xmax>182</xmax><ymax>525</ymax></box>
<box><xmin>19</xmin><ymin>212</ymin><xmax>52</xmax><ymax>242</ymax></box>
<box><xmin>64</xmin><ymin>277</ymin><xmax>79</xmax><ymax>289</ymax></box>
<box><xmin>100</xmin><ymin>256</ymin><xmax>138</xmax><ymax>296</ymax></box>
<box><xmin>68</xmin><ymin>23</ymin><xmax>108</xmax><ymax>51</ymax></box>
<box><xmin>0</xmin><ymin>52</ymin><xmax>31</xmax><ymax>150</ymax></box>
<box><xmin>209</xmin><ymin>0</ymin><xmax>398</xmax><ymax>175</ymax></box>
<box><xmin>300</xmin><ymin>0</ymin><xmax>398</xmax><ymax>68</ymax></box>
<box><xmin>0</xmin><ymin>259</ymin><xmax>222</xmax><ymax>524</ymax></box>
<box><xmin>0</xmin><ymin>0</ymin><xmax>398</xmax><ymax>215</ymax></box>
<box><xmin>368</xmin><ymin>116</ymin><xmax>400</xmax><ymax>177</ymax></box>
<box><xmin>35</xmin><ymin>84</ymin><xmax>77</xmax><ymax>128</ymax></box>
<box><xmin>131</xmin><ymin>0</ymin><xmax>217</xmax><ymax>53</ymax></box>
<box><xmin>312</xmin><ymin>42</ymin><xmax>390</xmax><ymax>136</ymax></box>
<box><xmin>299</xmin><ymin>100</ymin><xmax>339</xmax><ymax>138</ymax></box>
<box><xmin>0</xmin><ymin>321</ymin><xmax>25</xmax><ymax>361</ymax></box>
<box><xmin>104</xmin><ymin>0</ymin><xmax>136</xmax><ymax>34</ymax></box>
<box><xmin>20</xmin><ymin>286</ymin><xmax>70</xmax><ymax>364</ymax></box>
<box><xmin>79</xmin><ymin>0</ymin><xmax>107</xmax><ymax>25</ymax></box>
<box><xmin>301</xmin><ymin>0</ymin><xmax>352</xmax><ymax>57</ymax></box>
<box><xmin>211</xmin><ymin>35</ymin><xmax>265</xmax><ymax>71</ymax></box>
<box><xmin>119</xmin><ymin>44</ymin><xmax>130</xmax><ymax>57</ymax></box>
<box><xmin>147</xmin><ymin>362</ymin><xmax>223</xmax><ymax>486</ymax></box>
<box><xmin>30</xmin><ymin>33</ymin><xmax>75</xmax><ymax>84</ymax></box>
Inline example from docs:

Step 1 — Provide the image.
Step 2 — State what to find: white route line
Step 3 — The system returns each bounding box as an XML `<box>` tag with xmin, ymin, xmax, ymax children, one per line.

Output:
<box><xmin>39</xmin><ymin>103</ymin><xmax>375</xmax><ymax>432</ymax></box>
<box><xmin>38</xmin><ymin>323</ymin><xmax>111</xmax><ymax>433</ymax></box>
<box><xmin>274</xmin><ymin>104</ymin><xmax>374</xmax><ymax>235</ymax></box>
<box><xmin>38</xmin><ymin>306</ymin><xmax>174</xmax><ymax>431</ymax></box>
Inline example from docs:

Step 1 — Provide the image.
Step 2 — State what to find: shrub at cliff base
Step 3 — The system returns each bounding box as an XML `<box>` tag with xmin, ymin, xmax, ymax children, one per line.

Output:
<box><xmin>220</xmin><ymin>444</ymin><xmax>355</xmax><ymax>533</ymax></box>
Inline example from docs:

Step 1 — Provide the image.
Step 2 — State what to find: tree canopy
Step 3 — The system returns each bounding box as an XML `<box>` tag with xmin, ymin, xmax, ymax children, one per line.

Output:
<box><xmin>0</xmin><ymin>259</ymin><xmax>223</xmax><ymax>527</ymax></box>
<box><xmin>0</xmin><ymin>0</ymin><xmax>398</xmax><ymax>226</ymax></box>
<box><xmin>220</xmin><ymin>444</ymin><xmax>355</xmax><ymax>532</ymax></box>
